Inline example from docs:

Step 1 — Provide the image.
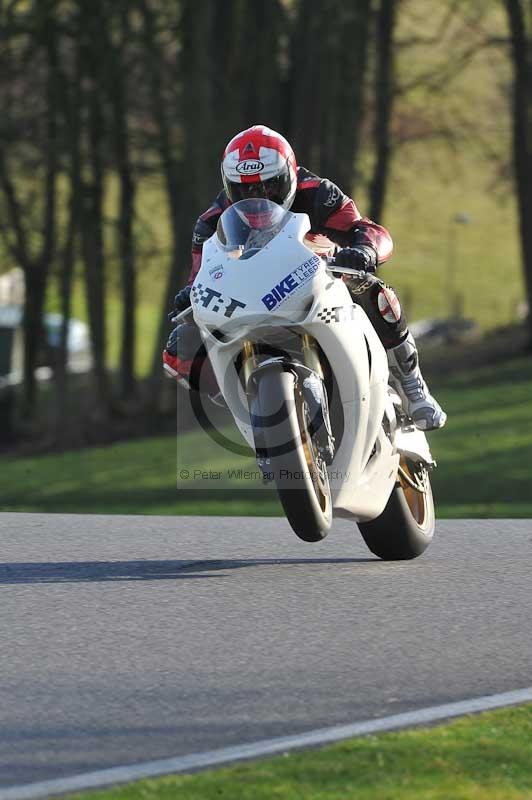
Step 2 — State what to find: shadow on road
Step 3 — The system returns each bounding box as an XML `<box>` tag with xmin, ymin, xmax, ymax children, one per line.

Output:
<box><xmin>0</xmin><ymin>557</ymin><xmax>377</xmax><ymax>584</ymax></box>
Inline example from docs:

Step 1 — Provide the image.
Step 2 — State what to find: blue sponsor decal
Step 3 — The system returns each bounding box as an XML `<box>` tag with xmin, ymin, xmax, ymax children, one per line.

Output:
<box><xmin>261</xmin><ymin>255</ymin><xmax>320</xmax><ymax>311</ymax></box>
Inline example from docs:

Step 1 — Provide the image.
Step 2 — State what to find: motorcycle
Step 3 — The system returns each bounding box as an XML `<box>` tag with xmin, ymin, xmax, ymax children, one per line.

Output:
<box><xmin>178</xmin><ymin>198</ymin><xmax>436</xmax><ymax>560</ymax></box>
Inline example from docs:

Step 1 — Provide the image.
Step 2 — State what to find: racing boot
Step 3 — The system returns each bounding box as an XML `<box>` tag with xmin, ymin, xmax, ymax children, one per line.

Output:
<box><xmin>387</xmin><ymin>332</ymin><xmax>447</xmax><ymax>431</ymax></box>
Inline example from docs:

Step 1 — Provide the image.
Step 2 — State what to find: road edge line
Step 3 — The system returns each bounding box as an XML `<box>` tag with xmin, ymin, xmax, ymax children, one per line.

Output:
<box><xmin>2</xmin><ymin>686</ymin><xmax>532</xmax><ymax>800</ymax></box>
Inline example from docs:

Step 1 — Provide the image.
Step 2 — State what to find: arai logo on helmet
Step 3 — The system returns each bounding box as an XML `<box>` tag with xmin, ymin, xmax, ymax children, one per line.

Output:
<box><xmin>236</xmin><ymin>160</ymin><xmax>264</xmax><ymax>175</ymax></box>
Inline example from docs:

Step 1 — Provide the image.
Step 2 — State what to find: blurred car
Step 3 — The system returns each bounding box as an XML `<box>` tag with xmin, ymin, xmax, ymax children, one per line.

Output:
<box><xmin>409</xmin><ymin>317</ymin><xmax>479</xmax><ymax>347</ymax></box>
<box><xmin>0</xmin><ymin>305</ymin><xmax>92</xmax><ymax>384</ymax></box>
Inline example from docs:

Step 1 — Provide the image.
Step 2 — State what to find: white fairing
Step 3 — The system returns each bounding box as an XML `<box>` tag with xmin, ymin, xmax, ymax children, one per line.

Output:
<box><xmin>192</xmin><ymin>201</ymin><xmax>433</xmax><ymax>522</ymax></box>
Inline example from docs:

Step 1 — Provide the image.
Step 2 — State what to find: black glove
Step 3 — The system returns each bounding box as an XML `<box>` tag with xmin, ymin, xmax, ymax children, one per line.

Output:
<box><xmin>173</xmin><ymin>285</ymin><xmax>192</xmax><ymax>312</ymax></box>
<box><xmin>333</xmin><ymin>245</ymin><xmax>377</xmax><ymax>272</ymax></box>
<box><xmin>166</xmin><ymin>323</ymin><xmax>202</xmax><ymax>360</ymax></box>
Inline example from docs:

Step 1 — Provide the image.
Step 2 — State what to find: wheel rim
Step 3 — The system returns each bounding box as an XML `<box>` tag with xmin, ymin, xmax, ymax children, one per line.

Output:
<box><xmin>398</xmin><ymin>456</ymin><xmax>429</xmax><ymax>527</ymax></box>
<box><xmin>298</xmin><ymin>392</ymin><xmax>331</xmax><ymax>515</ymax></box>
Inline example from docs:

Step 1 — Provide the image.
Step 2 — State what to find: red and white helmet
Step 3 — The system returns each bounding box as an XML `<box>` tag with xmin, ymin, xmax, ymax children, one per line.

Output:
<box><xmin>221</xmin><ymin>125</ymin><xmax>298</xmax><ymax>211</ymax></box>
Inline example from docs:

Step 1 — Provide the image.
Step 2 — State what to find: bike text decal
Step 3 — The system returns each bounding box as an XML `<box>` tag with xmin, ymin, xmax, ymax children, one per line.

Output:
<box><xmin>261</xmin><ymin>255</ymin><xmax>320</xmax><ymax>311</ymax></box>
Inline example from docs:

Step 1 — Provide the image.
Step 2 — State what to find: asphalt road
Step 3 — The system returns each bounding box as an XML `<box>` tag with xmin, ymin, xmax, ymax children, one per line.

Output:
<box><xmin>1</xmin><ymin>513</ymin><xmax>531</xmax><ymax>789</ymax></box>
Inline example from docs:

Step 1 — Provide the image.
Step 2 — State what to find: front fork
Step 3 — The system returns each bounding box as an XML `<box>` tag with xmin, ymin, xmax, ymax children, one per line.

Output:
<box><xmin>241</xmin><ymin>340</ymin><xmax>257</xmax><ymax>389</ymax></box>
<box><xmin>242</xmin><ymin>335</ymin><xmax>335</xmax><ymax>467</ymax></box>
<box><xmin>300</xmin><ymin>335</ymin><xmax>334</xmax><ymax>464</ymax></box>
<box><xmin>241</xmin><ymin>335</ymin><xmax>323</xmax><ymax>387</ymax></box>
<box><xmin>301</xmin><ymin>333</ymin><xmax>323</xmax><ymax>379</ymax></box>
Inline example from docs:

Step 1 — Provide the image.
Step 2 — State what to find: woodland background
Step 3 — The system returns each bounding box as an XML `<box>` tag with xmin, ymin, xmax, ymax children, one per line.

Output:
<box><xmin>0</xmin><ymin>0</ymin><xmax>531</xmax><ymax>457</ymax></box>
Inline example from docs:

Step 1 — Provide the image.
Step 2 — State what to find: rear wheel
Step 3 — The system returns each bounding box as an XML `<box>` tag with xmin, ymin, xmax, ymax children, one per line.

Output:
<box><xmin>256</xmin><ymin>368</ymin><xmax>332</xmax><ymax>542</ymax></box>
<box><xmin>358</xmin><ymin>456</ymin><xmax>435</xmax><ymax>560</ymax></box>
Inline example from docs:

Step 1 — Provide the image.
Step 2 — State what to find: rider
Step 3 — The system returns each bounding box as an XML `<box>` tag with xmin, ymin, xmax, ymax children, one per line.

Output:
<box><xmin>163</xmin><ymin>125</ymin><xmax>446</xmax><ymax>431</ymax></box>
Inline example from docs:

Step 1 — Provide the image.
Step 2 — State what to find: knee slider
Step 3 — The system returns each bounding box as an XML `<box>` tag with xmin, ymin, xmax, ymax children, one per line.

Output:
<box><xmin>377</xmin><ymin>285</ymin><xmax>402</xmax><ymax>324</ymax></box>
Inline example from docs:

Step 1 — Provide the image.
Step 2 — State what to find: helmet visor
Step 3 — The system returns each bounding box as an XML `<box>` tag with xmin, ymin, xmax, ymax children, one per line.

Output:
<box><xmin>216</xmin><ymin>199</ymin><xmax>289</xmax><ymax>258</ymax></box>
<box><xmin>225</xmin><ymin>160</ymin><xmax>292</xmax><ymax>207</ymax></box>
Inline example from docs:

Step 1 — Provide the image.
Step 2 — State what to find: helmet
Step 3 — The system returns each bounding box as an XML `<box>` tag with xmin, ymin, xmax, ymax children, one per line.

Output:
<box><xmin>221</xmin><ymin>125</ymin><xmax>298</xmax><ymax>210</ymax></box>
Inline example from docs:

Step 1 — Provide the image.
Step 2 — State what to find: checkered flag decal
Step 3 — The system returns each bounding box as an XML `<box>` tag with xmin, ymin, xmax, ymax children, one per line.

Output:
<box><xmin>316</xmin><ymin>307</ymin><xmax>340</xmax><ymax>324</ymax></box>
<box><xmin>191</xmin><ymin>282</ymin><xmax>207</xmax><ymax>304</ymax></box>
<box><xmin>191</xmin><ymin>282</ymin><xmax>222</xmax><ymax>313</ymax></box>
<box><xmin>191</xmin><ymin>282</ymin><xmax>247</xmax><ymax>318</ymax></box>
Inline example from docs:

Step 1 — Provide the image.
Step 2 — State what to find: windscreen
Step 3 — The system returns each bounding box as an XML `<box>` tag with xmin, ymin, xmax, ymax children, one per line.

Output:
<box><xmin>216</xmin><ymin>199</ymin><xmax>290</xmax><ymax>259</ymax></box>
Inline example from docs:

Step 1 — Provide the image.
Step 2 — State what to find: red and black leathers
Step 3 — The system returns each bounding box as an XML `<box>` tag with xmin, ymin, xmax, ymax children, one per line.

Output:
<box><xmin>164</xmin><ymin>168</ymin><xmax>405</xmax><ymax>383</ymax></box>
<box><xmin>187</xmin><ymin>167</ymin><xmax>393</xmax><ymax>286</ymax></box>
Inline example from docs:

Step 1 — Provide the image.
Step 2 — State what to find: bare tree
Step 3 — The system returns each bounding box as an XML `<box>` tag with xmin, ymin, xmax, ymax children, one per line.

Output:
<box><xmin>137</xmin><ymin>0</ymin><xmax>184</xmax><ymax>385</ymax></box>
<box><xmin>77</xmin><ymin>0</ymin><xmax>111</xmax><ymax>416</ymax></box>
<box><xmin>503</xmin><ymin>0</ymin><xmax>532</xmax><ymax>346</ymax></box>
<box><xmin>289</xmin><ymin>0</ymin><xmax>372</xmax><ymax>191</ymax></box>
<box><xmin>211</xmin><ymin>0</ymin><xmax>286</xmax><ymax>139</ymax></box>
<box><xmin>53</xmin><ymin>13</ymin><xmax>84</xmax><ymax>441</ymax></box>
<box><xmin>106</xmin><ymin>2</ymin><xmax>138</xmax><ymax>401</ymax></box>
<box><xmin>0</xmin><ymin>1</ymin><xmax>59</xmax><ymax>415</ymax></box>
<box><xmin>369</xmin><ymin>0</ymin><xmax>399</xmax><ymax>221</ymax></box>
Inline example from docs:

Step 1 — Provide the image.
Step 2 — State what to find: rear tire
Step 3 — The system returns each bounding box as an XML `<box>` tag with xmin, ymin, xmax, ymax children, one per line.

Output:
<box><xmin>256</xmin><ymin>368</ymin><xmax>332</xmax><ymax>542</ymax></box>
<box><xmin>358</xmin><ymin>457</ymin><xmax>435</xmax><ymax>560</ymax></box>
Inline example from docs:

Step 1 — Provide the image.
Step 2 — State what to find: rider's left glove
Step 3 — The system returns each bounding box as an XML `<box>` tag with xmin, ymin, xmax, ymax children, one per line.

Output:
<box><xmin>173</xmin><ymin>286</ymin><xmax>192</xmax><ymax>312</ymax></box>
<box><xmin>334</xmin><ymin>245</ymin><xmax>377</xmax><ymax>272</ymax></box>
<box><xmin>162</xmin><ymin>323</ymin><xmax>202</xmax><ymax>380</ymax></box>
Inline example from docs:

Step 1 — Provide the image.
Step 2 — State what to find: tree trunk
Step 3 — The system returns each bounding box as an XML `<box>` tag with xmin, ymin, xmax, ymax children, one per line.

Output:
<box><xmin>0</xmin><ymin>2</ymin><xmax>59</xmax><ymax>417</ymax></box>
<box><xmin>137</xmin><ymin>0</ymin><xmax>184</xmax><ymax>386</ymax></box>
<box><xmin>0</xmin><ymin>147</ymin><xmax>34</xmax><ymax>413</ymax></box>
<box><xmin>369</xmin><ymin>0</ymin><xmax>398</xmax><ymax>222</ymax></box>
<box><xmin>322</xmin><ymin>0</ymin><xmax>372</xmax><ymax>190</ymax></box>
<box><xmin>179</xmin><ymin>0</ymin><xmax>216</xmax><ymax>212</ymax></box>
<box><xmin>79</xmin><ymin>1</ymin><xmax>110</xmax><ymax>415</ymax></box>
<box><xmin>108</xmin><ymin>4</ymin><xmax>137</xmax><ymax>402</ymax></box>
<box><xmin>211</xmin><ymin>0</ymin><xmax>286</xmax><ymax>137</ymax></box>
<box><xmin>289</xmin><ymin>0</ymin><xmax>372</xmax><ymax>191</ymax></box>
<box><xmin>289</xmin><ymin>0</ymin><xmax>327</xmax><ymax>167</ymax></box>
<box><xmin>144</xmin><ymin>0</ymin><xmax>216</xmax><ymax>385</ymax></box>
<box><xmin>242</xmin><ymin>1</ymin><xmax>286</xmax><ymax>128</ymax></box>
<box><xmin>211</xmin><ymin>0</ymin><xmax>245</xmax><ymax>142</ymax></box>
<box><xmin>21</xmin><ymin>270</ymin><xmax>47</xmax><ymax>413</ymax></box>
<box><xmin>54</xmin><ymin>190</ymin><xmax>76</xmax><ymax>442</ymax></box>
<box><xmin>53</xmin><ymin>22</ymin><xmax>83</xmax><ymax>442</ymax></box>
<box><xmin>504</xmin><ymin>0</ymin><xmax>532</xmax><ymax>347</ymax></box>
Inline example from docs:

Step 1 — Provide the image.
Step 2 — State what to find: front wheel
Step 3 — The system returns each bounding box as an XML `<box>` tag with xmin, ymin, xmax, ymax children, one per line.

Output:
<box><xmin>358</xmin><ymin>456</ymin><xmax>435</xmax><ymax>560</ymax></box>
<box><xmin>256</xmin><ymin>368</ymin><xmax>332</xmax><ymax>543</ymax></box>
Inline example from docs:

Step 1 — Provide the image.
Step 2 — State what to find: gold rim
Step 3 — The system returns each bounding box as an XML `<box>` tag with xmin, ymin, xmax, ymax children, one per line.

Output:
<box><xmin>398</xmin><ymin>456</ymin><xmax>428</xmax><ymax>527</ymax></box>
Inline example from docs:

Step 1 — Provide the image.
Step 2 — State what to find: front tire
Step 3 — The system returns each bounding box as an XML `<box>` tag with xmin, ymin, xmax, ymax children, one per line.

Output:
<box><xmin>256</xmin><ymin>368</ymin><xmax>332</xmax><ymax>542</ymax></box>
<box><xmin>358</xmin><ymin>457</ymin><xmax>435</xmax><ymax>560</ymax></box>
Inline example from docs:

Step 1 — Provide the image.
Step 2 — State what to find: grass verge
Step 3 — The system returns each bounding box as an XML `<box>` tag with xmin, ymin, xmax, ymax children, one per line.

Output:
<box><xmin>1</xmin><ymin>355</ymin><xmax>531</xmax><ymax>516</ymax></box>
<box><xmin>68</xmin><ymin>704</ymin><xmax>532</xmax><ymax>800</ymax></box>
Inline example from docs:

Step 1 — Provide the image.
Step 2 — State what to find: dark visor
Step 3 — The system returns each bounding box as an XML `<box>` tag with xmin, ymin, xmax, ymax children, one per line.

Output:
<box><xmin>226</xmin><ymin>163</ymin><xmax>292</xmax><ymax>207</ymax></box>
